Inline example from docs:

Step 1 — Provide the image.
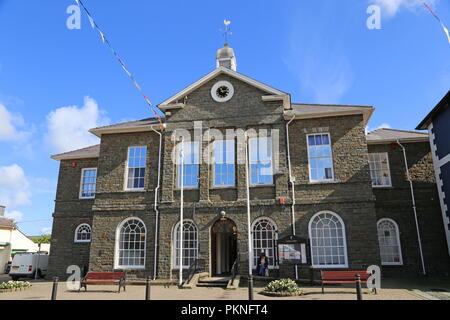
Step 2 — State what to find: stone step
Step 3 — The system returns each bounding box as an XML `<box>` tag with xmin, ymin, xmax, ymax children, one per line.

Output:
<box><xmin>197</xmin><ymin>276</ymin><xmax>230</xmax><ymax>288</ymax></box>
<box><xmin>196</xmin><ymin>282</ymin><xmax>228</xmax><ymax>288</ymax></box>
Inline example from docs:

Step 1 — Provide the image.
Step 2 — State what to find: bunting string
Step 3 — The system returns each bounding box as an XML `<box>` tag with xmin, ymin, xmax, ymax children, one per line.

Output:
<box><xmin>419</xmin><ymin>0</ymin><xmax>450</xmax><ymax>44</ymax></box>
<box><xmin>74</xmin><ymin>0</ymin><xmax>164</xmax><ymax>128</ymax></box>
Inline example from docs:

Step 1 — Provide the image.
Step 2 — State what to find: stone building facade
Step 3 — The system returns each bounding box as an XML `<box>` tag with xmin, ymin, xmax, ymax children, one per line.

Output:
<box><xmin>47</xmin><ymin>45</ymin><xmax>450</xmax><ymax>280</ymax></box>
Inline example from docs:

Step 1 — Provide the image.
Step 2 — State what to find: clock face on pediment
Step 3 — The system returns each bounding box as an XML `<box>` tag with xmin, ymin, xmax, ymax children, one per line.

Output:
<box><xmin>211</xmin><ymin>81</ymin><xmax>234</xmax><ymax>102</ymax></box>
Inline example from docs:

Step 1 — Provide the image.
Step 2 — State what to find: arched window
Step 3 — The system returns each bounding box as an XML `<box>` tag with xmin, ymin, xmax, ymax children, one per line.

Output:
<box><xmin>74</xmin><ymin>224</ymin><xmax>91</xmax><ymax>243</ymax></box>
<box><xmin>116</xmin><ymin>218</ymin><xmax>146</xmax><ymax>269</ymax></box>
<box><xmin>252</xmin><ymin>218</ymin><xmax>278</xmax><ymax>269</ymax></box>
<box><xmin>377</xmin><ymin>219</ymin><xmax>403</xmax><ymax>265</ymax></box>
<box><xmin>173</xmin><ymin>220</ymin><xmax>198</xmax><ymax>269</ymax></box>
<box><xmin>309</xmin><ymin>211</ymin><xmax>348</xmax><ymax>268</ymax></box>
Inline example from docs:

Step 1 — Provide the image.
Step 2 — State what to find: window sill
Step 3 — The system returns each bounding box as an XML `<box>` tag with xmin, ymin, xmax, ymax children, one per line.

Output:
<box><xmin>250</xmin><ymin>184</ymin><xmax>275</xmax><ymax>188</ymax></box>
<box><xmin>115</xmin><ymin>266</ymin><xmax>146</xmax><ymax>270</ymax></box>
<box><xmin>311</xmin><ymin>265</ymin><xmax>348</xmax><ymax>269</ymax></box>
<box><xmin>372</xmin><ymin>186</ymin><xmax>393</xmax><ymax>189</ymax></box>
<box><xmin>210</xmin><ymin>186</ymin><xmax>237</xmax><ymax>190</ymax></box>
<box><xmin>124</xmin><ymin>189</ymin><xmax>146</xmax><ymax>192</ymax></box>
<box><xmin>308</xmin><ymin>180</ymin><xmax>337</xmax><ymax>185</ymax></box>
<box><xmin>79</xmin><ymin>197</ymin><xmax>95</xmax><ymax>200</ymax></box>
<box><xmin>381</xmin><ymin>263</ymin><xmax>403</xmax><ymax>266</ymax></box>
<box><xmin>74</xmin><ymin>240</ymin><xmax>91</xmax><ymax>243</ymax></box>
<box><xmin>174</xmin><ymin>188</ymin><xmax>199</xmax><ymax>191</ymax></box>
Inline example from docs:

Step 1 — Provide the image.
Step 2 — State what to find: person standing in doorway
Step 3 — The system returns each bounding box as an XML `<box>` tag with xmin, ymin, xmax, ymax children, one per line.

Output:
<box><xmin>257</xmin><ymin>251</ymin><xmax>269</xmax><ymax>276</ymax></box>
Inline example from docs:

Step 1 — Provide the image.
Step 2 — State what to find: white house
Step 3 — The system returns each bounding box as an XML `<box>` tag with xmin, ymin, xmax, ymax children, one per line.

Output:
<box><xmin>0</xmin><ymin>206</ymin><xmax>50</xmax><ymax>274</ymax></box>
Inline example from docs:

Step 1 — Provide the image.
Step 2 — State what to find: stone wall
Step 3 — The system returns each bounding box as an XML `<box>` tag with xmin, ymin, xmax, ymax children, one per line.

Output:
<box><xmin>47</xmin><ymin>70</ymin><xmax>450</xmax><ymax>281</ymax></box>
<box><xmin>369</xmin><ymin>142</ymin><xmax>450</xmax><ymax>276</ymax></box>
<box><xmin>47</xmin><ymin>158</ymin><xmax>98</xmax><ymax>279</ymax></box>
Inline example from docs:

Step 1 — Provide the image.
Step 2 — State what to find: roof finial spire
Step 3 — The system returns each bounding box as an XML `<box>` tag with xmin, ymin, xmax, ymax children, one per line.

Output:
<box><xmin>222</xmin><ymin>20</ymin><xmax>232</xmax><ymax>46</ymax></box>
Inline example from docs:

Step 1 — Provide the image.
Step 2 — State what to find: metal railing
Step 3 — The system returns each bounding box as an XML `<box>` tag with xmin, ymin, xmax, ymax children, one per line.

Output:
<box><xmin>230</xmin><ymin>259</ymin><xmax>238</xmax><ymax>286</ymax></box>
<box><xmin>185</xmin><ymin>258</ymin><xmax>204</xmax><ymax>285</ymax></box>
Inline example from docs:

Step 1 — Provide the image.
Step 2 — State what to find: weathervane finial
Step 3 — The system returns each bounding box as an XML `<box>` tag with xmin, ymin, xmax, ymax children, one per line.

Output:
<box><xmin>222</xmin><ymin>20</ymin><xmax>232</xmax><ymax>45</ymax></box>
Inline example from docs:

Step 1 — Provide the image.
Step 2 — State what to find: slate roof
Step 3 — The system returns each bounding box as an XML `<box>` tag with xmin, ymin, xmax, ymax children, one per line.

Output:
<box><xmin>0</xmin><ymin>217</ymin><xmax>16</xmax><ymax>229</ymax></box>
<box><xmin>366</xmin><ymin>128</ymin><xmax>428</xmax><ymax>144</ymax></box>
<box><xmin>51</xmin><ymin>144</ymin><xmax>100</xmax><ymax>161</ymax></box>
<box><xmin>89</xmin><ymin>117</ymin><xmax>165</xmax><ymax>137</ymax></box>
<box><xmin>286</xmin><ymin>103</ymin><xmax>374</xmax><ymax>123</ymax></box>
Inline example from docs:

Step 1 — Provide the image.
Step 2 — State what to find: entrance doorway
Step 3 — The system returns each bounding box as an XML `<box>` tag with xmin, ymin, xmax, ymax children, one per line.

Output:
<box><xmin>211</xmin><ymin>218</ymin><xmax>237</xmax><ymax>276</ymax></box>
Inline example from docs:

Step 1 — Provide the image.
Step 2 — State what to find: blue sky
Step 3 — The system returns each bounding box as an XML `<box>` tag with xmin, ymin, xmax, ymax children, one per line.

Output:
<box><xmin>0</xmin><ymin>0</ymin><xmax>449</xmax><ymax>235</ymax></box>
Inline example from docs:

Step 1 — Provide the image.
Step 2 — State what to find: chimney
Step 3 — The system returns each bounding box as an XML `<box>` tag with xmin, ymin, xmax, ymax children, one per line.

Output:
<box><xmin>0</xmin><ymin>206</ymin><xmax>5</xmax><ymax>217</ymax></box>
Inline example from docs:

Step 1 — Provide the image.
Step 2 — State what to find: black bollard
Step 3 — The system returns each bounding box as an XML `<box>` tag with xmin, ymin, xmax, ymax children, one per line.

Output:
<box><xmin>51</xmin><ymin>277</ymin><xmax>59</xmax><ymax>300</ymax></box>
<box><xmin>145</xmin><ymin>276</ymin><xmax>151</xmax><ymax>300</ymax></box>
<box><xmin>355</xmin><ymin>274</ymin><xmax>363</xmax><ymax>301</ymax></box>
<box><xmin>248</xmin><ymin>274</ymin><xmax>254</xmax><ymax>301</ymax></box>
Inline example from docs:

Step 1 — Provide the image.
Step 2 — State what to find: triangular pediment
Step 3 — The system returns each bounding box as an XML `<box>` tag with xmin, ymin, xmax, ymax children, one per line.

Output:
<box><xmin>158</xmin><ymin>67</ymin><xmax>288</xmax><ymax>108</ymax></box>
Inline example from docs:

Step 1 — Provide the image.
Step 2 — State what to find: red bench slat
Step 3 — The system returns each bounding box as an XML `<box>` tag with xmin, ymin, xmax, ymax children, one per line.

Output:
<box><xmin>84</xmin><ymin>272</ymin><xmax>125</xmax><ymax>281</ymax></box>
<box><xmin>79</xmin><ymin>272</ymin><xmax>127</xmax><ymax>293</ymax></box>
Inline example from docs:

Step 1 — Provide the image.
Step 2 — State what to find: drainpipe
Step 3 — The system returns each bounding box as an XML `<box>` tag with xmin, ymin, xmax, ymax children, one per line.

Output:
<box><xmin>396</xmin><ymin>140</ymin><xmax>426</xmax><ymax>275</ymax></box>
<box><xmin>286</xmin><ymin>116</ymin><xmax>296</xmax><ymax>236</ymax></box>
<box><xmin>151</xmin><ymin>127</ymin><xmax>163</xmax><ymax>280</ymax></box>
<box><xmin>244</xmin><ymin>133</ymin><xmax>254</xmax><ymax>299</ymax></box>
<box><xmin>179</xmin><ymin>138</ymin><xmax>184</xmax><ymax>287</ymax></box>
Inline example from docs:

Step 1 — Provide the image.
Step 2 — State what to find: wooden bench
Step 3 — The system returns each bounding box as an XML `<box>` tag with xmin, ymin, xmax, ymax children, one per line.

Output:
<box><xmin>321</xmin><ymin>271</ymin><xmax>376</xmax><ymax>294</ymax></box>
<box><xmin>79</xmin><ymin>272</ymin><xmax>126</xmax><ymax>293</ymax></box>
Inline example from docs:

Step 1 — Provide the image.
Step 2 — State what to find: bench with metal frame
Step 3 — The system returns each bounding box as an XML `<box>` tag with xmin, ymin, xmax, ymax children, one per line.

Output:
<box><xmin>320</xmin><ymin>270</ymin><xmax>376</xmax><ymax>294</ymax></box>
<box><xmin>79</xmin><ymin>272</ymin><xmax>126</xmax><ymax>293</ymax></box>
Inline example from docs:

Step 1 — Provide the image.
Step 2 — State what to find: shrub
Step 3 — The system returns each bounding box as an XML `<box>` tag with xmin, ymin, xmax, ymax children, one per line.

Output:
<box><xmin>0</xmin><ymin>281</ymin><xmax>31</xmax><ymax>290</ymax></box>
<box><xmin>264</xmin><ymin>279</ymin><xmax>301</xmax><ymax>293</ymax></box>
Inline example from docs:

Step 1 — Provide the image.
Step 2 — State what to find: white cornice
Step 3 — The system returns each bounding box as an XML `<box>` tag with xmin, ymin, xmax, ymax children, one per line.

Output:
<box><xmin>158</xmin><ymin>67</ymin><xmax>286</xmax><ymax>107</ymax></box>
<box><xmin>88</xmin><ymin>124</ymin><xmax>165</xmax><ymax>138</ymax></box>
<box><xmin>283</xmin><ymin>107</ymin><xmax>374</xmax><ymax>124</ymax></box>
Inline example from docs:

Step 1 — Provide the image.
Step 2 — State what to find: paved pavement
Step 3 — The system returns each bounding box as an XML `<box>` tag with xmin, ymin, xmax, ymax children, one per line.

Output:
<box><xmin>0</xmin><ymin>280</ymin><xmax>420</xmax><ymax>300</ymax></box>
<box><xmin>1</xmin><ymin>275</ymin><xmax>449</xmax><ymax>300</ymax></box>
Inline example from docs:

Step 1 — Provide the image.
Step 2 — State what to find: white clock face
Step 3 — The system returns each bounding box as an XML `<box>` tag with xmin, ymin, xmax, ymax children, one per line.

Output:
<box><xmin>211</xmin><ymin>81</ymin><xmax>234</xmax><ymax>102</ymax></box>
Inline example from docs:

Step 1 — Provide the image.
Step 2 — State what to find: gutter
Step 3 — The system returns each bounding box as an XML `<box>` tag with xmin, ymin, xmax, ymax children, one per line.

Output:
<box><xmin>151</xmin><ymin>127</ymin><xmax>163</xmax><ymax>280</ymax></box>
<box><xmin>396</xmin><ymin>140</ymin><xmax>426</xmax><ymax>275</ymax></box>
<box><xmin>286</xmin><ymin>116</ymin><xmax>296</xmax><ymax>236</ymax></box>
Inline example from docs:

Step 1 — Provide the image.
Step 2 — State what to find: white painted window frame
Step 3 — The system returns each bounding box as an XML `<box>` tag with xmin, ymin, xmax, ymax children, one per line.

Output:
<box><xmin>248</xmin><ymin>136</ymin><xmax>274</xmax><ymax>186</ymax></box>
<box><xmin>308</xmin><ymin>211</ymin><xmax>349</xmax><ymax>269</ymax></box>
<box><xmin>79</xmin><ymin>168</ymin><xmax>97</xmax><ymax>199</ymax></box>
<box><xmin>212</xmin><ymin>139</ymin><xmax>236</xmax><ymax>188</ymax></box>
<box><xmin>175</xmin><ymin>141</ymin><xmax>200</xmax><ymax>189</ymax></box>
<box><xmin>171</xmin><ymin>220</ymin><xmax>199</xmax><ymax>270</ymax></box>
<box><xmin>251</xmin><ymin>217</ymin><xmax>279</xmax><ymax>270</ymax></box>
<box><xmin>74</xmin><ymin>223</ymin><xmax>92</xmax><ymax>243</ymax></box>
<box><xmin>124</xmin><ymin>146</ymin><xmax>147</xmax><ymax>191</ymax></box>
<box><xmin>377</xmin><ymin>218</ymin><xmax>403</xmax><ymax>266</ymax></box>
<box><xmin>114</xmin><ymin>217</ymin><xmax>147</xmax><ymax>270</ymax></box>
<box><xmin>369</xmin><ymin>152</ymin><xmax>392</xmax><ymax>188</ymax></box>
<box><xmin>306</xmin><ymin>133</ymin><xmax>335</xmax><ymax>183</ymax></box>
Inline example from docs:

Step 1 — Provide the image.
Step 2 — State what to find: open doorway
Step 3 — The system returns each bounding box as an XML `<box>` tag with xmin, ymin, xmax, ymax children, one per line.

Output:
<box><xmin>211</xmin><ymin>218</ymin><xmax>237</xmax><ymax>276</ymax></box>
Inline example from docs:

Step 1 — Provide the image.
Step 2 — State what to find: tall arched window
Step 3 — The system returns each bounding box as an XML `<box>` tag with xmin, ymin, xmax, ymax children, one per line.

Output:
<box><xmin>173</xmin><ymin>220</ymin><xmax>198</xmax><ymax>269</ymax></box>
<box><xmin>252</xmin><ymin>218</ymin><xmax>278</xmax><ymax>269</ymax></box>
<box><xmin>116</xmin><ymin>218</ymin><xmax>146</xmax><ymax>269</ymax></box>
<box><xmin>309</xmin><ymin>211</ymin><xmax>348</xmax><ymax>268</ymax></box>
<box><xmin>74</xmin><ymin>224</ymin><xmax>91</xmax><ymax>243</ymax></box>
<box><xmin>377</xmin><ymin>219</ymin><xmax>403</xmax><ymax>265</ymax></box>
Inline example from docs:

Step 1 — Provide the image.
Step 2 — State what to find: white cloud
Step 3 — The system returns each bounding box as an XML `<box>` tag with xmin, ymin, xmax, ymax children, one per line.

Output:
<box><xmin>45</xmin><ymin>96</ymin><xmax>109</xmax><ymax>153</ymax></box>
<box><xmin>41</xmin><ymin>227</ymin><xmax>52</xmax><ymax>235</ymax></box>
<box><xmin>366</xmin><ymin>123</ymin><xmax>392</xmax><ymax>133</ymax></box>
<box><xmin>0</xmin><ymin>104</ymin><xmax>29</xmax><ymax>141</ymax></box>
<box><xmin>0</xmin><ymin>164</ymin><xmax>31</xmax><ymax>208</ymax></box>
<box><xmin>369</xmin><ymin>0</ymin><xmax>438</xmax><ymax>17</ymax></box>
<box><xmin>4</xmin><ymin>210</ymin><xmax>23</xmax><ymax>222</ymax></box>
